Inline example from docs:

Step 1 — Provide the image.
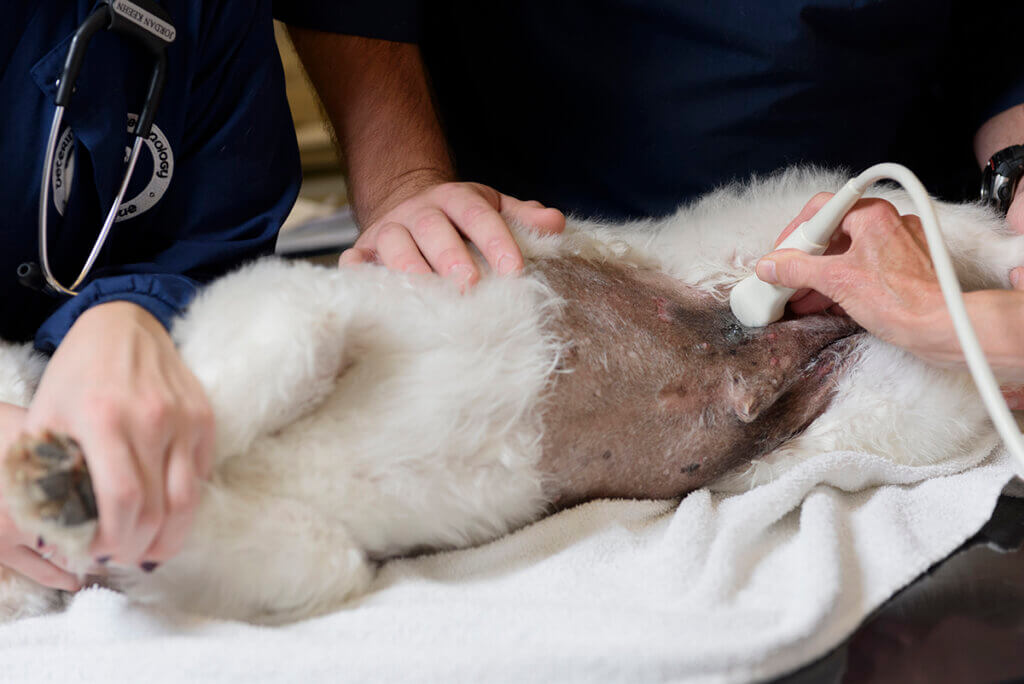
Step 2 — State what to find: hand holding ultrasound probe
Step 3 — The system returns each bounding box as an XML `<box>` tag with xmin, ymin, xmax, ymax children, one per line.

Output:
<box><xmin>730</xmin><ymin>163</ymin><xmax>1024</xmax><ymax>470</ymax></box>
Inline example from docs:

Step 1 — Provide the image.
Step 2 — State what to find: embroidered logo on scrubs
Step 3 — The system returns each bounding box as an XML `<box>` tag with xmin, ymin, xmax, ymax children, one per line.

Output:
<box><xmin>51</xmin><ymin>113</ymin><xmax>174</xmax><ymax>222</ymax></box>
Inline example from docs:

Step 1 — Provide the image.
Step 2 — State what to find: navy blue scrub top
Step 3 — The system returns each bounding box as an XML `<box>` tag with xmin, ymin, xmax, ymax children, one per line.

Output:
<box><xmin>276</xmin><ymin>0</ymin><xmax>1024</xmax><ymax>221</ymax></box>
<box><xmin>1</xmin><ymin>2</ymin><xmax>300</xmax><ymax>350</ymax></box>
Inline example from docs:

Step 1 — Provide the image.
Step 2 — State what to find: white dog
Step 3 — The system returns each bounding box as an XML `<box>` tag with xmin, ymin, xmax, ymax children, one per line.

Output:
<box><xmin>0</xmin><ymin>168</ymin><xmax>1018</xmax><ymax>623</ymax></box>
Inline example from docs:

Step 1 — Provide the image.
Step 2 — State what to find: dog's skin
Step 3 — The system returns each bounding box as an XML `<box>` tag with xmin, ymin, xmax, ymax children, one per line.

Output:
<box><xmin>0</xmin><ymin>168</ymin><xmax>1019</xmax><ymax>623</ymax></box>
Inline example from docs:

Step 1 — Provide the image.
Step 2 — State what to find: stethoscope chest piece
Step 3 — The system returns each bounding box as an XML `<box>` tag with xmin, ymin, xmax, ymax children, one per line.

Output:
<box><xmin>32</xmin><ymin>0</ymin><xmax>175</xmax><ymax>297</ymax></box>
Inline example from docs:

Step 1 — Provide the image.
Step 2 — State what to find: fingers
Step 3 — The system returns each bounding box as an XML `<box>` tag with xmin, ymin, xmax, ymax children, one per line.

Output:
<box><xmin>778</xmin><ymin>195</ymin><xmax>910</xmax><ymax>250</ymax></box>
<box><xmin>373</xmin><ymin>223</ymin><xmax>433</xmax><ymax>275</ymax></box>
<box><xmin>756</xmin><ymin>249</ymin><xmax>842</xmax><ymax>294</ymax></box>
<box><xmin>405</xmin><ymin>209</ymin><xmax>481</xmax><ymax>288</ymax></box>
<box><xmin>1010</xmin><ymin>267</ymin><xmax>1024</xmax><ymax>291</ymax></box>
<box><xmin>339</xmin><ymin>246</ymin><xmax>376</xmax><ymax>267</ymax></box>
<box><xmin>143</xmin><ymin>448</ymin><xmax>199</xmax><ymax>562</ymax></box>
<box><xmin>80</xmin><ymin>422</ymin><xmax>146</xmax><ymax>562</ymax></box>
<box><xmin>760</xmin><ymin>195</ymin><xmax>922</xmax><ymax>310</ymax></box>
<box><xmin>765</xmin><ymin>193</ymin><xmax>839</xmax><ymax>308</ymax></box>
<box><xmin>191</xmin><ymin>400</ymin><xmax>216</xmax><ymax>481</ymax></box>
<box><xmin>836</xmin><ymin>198</ymin><xmax>908</xmax><ymax>242</ymax></box>
<box><xmin>498</xmin><ymin>194</ymin><xmax>566</xmax><ymax>236</ymax></box>
<box><xmin>774</xmin><ymin>192</ymin><xmax>834</xmax><ymax>247</ymax></box>
<box><xmin>341</xmin><ymin>182</ymin><xmax>565</xmax><ymax>287</ymax></box>
<box><xmin>442</xmin><ymin>186</ymin><xmax>525</xmax><ymax>275</ymax></box>
<box><xmin>789</xmin><ymin>290</ymin><xmax>837</xmax><ymax>315</ymax></box>
<box><xmin>3</xmin><ymin>545</ymin><xmax>80</xmax><ymax>592</ymax></box>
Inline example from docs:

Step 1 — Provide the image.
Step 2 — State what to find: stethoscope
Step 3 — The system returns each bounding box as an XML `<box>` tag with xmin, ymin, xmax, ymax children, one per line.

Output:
<box><xmin>22</xmin><ymin>0</ymin><xmax>175</xmax><ymax>296</ymax></box>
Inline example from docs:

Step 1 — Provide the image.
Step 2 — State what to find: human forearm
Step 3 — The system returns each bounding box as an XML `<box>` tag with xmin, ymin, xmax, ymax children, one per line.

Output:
<box><xmin>914</xmin><ymin>289</ymin><xmax>1024</xmax><ymax>382</ymax></box>
<box><xmin>287</xmin><ymin>28</ymin><xmax>454</xmax><ymax>226</ymax></box>
<box><xmin>976</xmin><ymin>104</ymin><xmax>1024</xmax><ymax>236</ymax></box>
<box><xmin>287</xmin><ymin>26</ymin><xmax>564</xmax><ymax>283</ymax></box>
<box><xmin>974</xmin><ymin>103</ymin><xmax>1024</xmax><ymax>167</ymax></box>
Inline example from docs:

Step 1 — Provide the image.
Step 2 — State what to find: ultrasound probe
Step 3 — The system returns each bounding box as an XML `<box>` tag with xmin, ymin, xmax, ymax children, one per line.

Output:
<box><xmin>729</xmin><ymin>163</ymin><xmax>1024</xmax><ymax>470</ymax></box>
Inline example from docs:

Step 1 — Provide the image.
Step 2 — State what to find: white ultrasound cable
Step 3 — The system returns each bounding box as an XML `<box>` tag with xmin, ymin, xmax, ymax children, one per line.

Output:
<box><xmin>729</xmin><ymin>162</ymin><xmax>1024</xmax><ymax>471</ymax></box>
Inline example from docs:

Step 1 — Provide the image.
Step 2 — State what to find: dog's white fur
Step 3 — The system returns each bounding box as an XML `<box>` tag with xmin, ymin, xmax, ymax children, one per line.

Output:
<box><xmin>0</xmin><ymin>168</ymin><xmax>1019</xmax><ymax>623</ymax></box>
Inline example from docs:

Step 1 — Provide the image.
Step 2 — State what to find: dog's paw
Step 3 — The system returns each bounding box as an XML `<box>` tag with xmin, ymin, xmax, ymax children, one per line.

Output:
<box><xmin>2</xmin><ymin>432</ymin><xmax>97</xmax><ymax>564</ymax></box>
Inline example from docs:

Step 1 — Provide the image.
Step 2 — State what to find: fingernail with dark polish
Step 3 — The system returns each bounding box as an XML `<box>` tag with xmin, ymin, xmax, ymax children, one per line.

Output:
<box><xmin>140</xmin><ymin>562</ymin><xmax>159</xmax><ymax>573</ymax></box>
<box><xmin>96</xmin><ymin>556</ymin><xmax>111</xmax><ymax>565</ymax></box>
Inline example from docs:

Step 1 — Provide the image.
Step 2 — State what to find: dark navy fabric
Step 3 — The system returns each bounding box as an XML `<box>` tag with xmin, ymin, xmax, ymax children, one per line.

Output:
<box><xmin>279</xmin><ymin>0</ymin><xmax>1024</xmax><ymax>221</ymax></box>
<box><xmin>273</xmin><ymin>0</ymin><xmax>422</xmax><ymax>43</ymax></box>
<box><xmin>1</xmin><ymin>1</ymin><xmax>300</xmax><ymax>350</ymax></box>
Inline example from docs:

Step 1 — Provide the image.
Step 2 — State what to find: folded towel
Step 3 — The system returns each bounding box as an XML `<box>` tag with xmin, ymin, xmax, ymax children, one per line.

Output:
<box><xmin>0</xmin><ymin>441</ymin><xmax>1018</xmax><ymax>683</ymax></box>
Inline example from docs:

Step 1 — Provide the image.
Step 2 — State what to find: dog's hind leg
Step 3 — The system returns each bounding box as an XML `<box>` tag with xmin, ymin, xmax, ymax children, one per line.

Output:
<box><xmin>115</xmin><ymin>484</ymin><xmax>374</xmax><ymax>623</ymax></box>
<box><xmin>0</xmin><ymin>433</ymin><xmax>373</xmax><ymax>625</ymax></box>
<box><xmin>173</xmin><ymin>260</ymin><xmax>358</xmax><ymax>462</ymax></box>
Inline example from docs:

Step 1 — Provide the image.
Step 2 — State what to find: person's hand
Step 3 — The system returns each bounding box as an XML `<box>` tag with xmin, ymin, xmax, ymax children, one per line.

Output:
<box><xmin>754</xmin><ymin>195</ymin><xmax>947</xmax><ymax>356</ymax></box>
<box><xmin>340</xmin><ymin>181</ymin><xmax>566</xmax><ymax>289</ymax></box>
<box><xmin>24</xmin><ymin>302</ymin><xmax>214</xmax><ymax>569</ymax></box>
<box><xmin>0</xmin><ymin>402</ymin><xmax>80</xmax><ymax>590</ymax></box>
<box><xmin>1000</xmin><ymin>266</ymin><xmax>1024</xmax><ymax>409</ymax></box>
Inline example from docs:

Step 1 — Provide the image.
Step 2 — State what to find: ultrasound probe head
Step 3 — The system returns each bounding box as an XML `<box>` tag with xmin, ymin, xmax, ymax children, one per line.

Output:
<box><xmin>729</xmin><ymin>179</ymin><xmax>867</xmax><ymax>327</ymax></box>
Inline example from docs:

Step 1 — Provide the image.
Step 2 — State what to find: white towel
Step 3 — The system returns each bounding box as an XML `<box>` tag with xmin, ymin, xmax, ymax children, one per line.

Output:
<box><xmin>0</xmin><ymin>443</ymin><xmax>1018</xmax><ymax>684</ymax></box>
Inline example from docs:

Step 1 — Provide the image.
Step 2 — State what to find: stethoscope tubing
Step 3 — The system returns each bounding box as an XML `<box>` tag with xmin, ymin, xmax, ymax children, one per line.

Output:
<box><xmin>37</xmin><ymin>106</ymin><xmax>146</xmax><ymax>296</ymax></box>
<box><xmin>30</xmin><ymin>0</ymin><xmax>173</xmax><ymax>297</ymax></box>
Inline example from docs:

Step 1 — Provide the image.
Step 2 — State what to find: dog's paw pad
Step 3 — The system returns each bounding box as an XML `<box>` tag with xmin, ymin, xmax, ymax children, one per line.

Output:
<box><xmin>4</xmin><ymin>432</ymin><xmax>97</xmax><ymax>529</ymax></box>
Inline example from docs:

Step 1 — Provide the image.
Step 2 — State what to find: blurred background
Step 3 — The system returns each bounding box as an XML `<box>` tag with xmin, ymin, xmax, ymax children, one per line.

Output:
<box><xmin>274</xmin><ymin>24</ymin><xmax>358</xmax><ymax>260</ymax></box>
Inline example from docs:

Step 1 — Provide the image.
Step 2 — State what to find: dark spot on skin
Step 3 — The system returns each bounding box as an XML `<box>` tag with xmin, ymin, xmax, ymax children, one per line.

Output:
<box><xmin>602</xmin><ymin>450</ymin><xmax>612</xmax><ymax>460</ymax></box>
<box><xmin>36</xmin><ymin>536</ymin><xmax>44</xmax><ymax>549</ymax></box>
<box><xmin>140</xmin><ymin>562</ymin><xmax>159</xmax><ymax>573</ymax></box>
<box><xmin>681</xmin><ymin>463</ymin><xmax>700</xmax><ymax>474</ymax></box>
<box><xmin>96</xmin><ymin>556</ymin><xmax>111</xmax><ymax>565</ymax></box>
<box><xmin>722</xmin><ymin>322</ymin><xmax>746</xmax><ymax>346</ymax></box>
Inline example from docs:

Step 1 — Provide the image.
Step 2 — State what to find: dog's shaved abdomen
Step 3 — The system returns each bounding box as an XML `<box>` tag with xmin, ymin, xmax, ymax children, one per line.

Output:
<box><xmin>534</xmin><ymin>257</ymin><xmax>861</xmax><ymax>505</ymax></box>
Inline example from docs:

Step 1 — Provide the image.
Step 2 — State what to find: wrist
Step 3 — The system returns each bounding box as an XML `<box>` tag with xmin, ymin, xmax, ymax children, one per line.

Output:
<box><xmin>908</xmin><ymin>290</ymin><xmax>1024</xmax><ymax>381</ymax></box>
<box><xmin>896</xmin><ymin>286</ymin><xmax>957</xmax><ymax>364</ymax></box>
<box><xmin>960</xmin><ymin>290</ymin><xmax>1024</xmax><ymax>383</ymax></box>
<box><xmin>76</xmin><ymin>300</ymin><xmax>165</xmax><ymax>338</ymax></box>
<box><xmin>974</xmin><ymin>104</ymin><xmax>1024</xmax><ymax>168</ymax></box>
<box><xmin>359</xmin><ymin>166</ymin><xmax>453</xmax><ymax>228</ymax></box>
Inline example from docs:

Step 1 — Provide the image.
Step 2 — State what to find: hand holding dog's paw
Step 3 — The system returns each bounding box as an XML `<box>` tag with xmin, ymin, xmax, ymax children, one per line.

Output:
<box><xmin>26</xmin><ymin>302</ymin><xmax>214</xmax><ymax>570</ymax></box>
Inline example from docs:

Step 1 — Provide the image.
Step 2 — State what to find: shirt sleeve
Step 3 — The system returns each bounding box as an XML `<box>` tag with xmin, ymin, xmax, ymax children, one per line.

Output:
<box><xmin>272</xmin><ymin>0</ymin><xmax>422</xmax><ymax>43</ymax></box>
<box><xmin>34</xmin><ymin>2</ymin><xmax>300</xmax><ymax>353</ymax></box>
